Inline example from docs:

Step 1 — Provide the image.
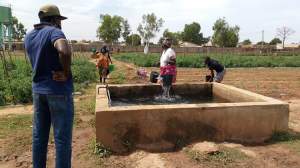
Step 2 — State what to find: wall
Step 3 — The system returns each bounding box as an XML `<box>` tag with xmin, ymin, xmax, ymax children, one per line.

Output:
<box><xmin>95</xmin><ymin>83</ymin><xmax>289</xmax><ymax>153</ymax></box>
<box><xmin>109</xmin><ymin>83</ymin><xmax>212</xmax><ymax>98</ymax></box>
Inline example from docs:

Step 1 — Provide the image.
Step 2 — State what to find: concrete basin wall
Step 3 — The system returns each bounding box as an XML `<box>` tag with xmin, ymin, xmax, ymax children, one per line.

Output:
<box><xmin>213</xmin><ymin>83</ymin><xmax>269</xmax><ymax>102</ymax></box>
<box><xmin>109</xmin><ymin>83</ymin><xmax>212</xmax><ymax>98</ymax></box>
<box><xmin>95</xmin><ymin>83</ymin><xmax>289</xmax><ymax>153</ymax></box>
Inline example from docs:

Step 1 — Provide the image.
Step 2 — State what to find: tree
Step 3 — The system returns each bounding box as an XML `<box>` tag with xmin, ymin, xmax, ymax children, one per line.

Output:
<box><xmin>269</xmin><ymin>38</ymin><xmax>282</xmax><ymax>45</ymax></box>
<box><xmin>122</xmin><ymin>19</ymin><xmax>131</xmax><ymax>41</ymax></box>
<box><xmin>80</xmin><ymin>39</ymin><xmax>91</xmax><ymax>43</ymax></box>
<box><xmin>70</xmin><ymin>40</ymin><xmax>78</xmax><ymax>43</ymax></box>
<box><xmin>242</xmin><ymin>39</ymin><xmax>252</xmax><ymax>45</ymax></box>
<box><xmin>12</xmin><ymin>16</ymin><xmax>27</xmax><ymax>41</ymax></box>
<box><xmin>212</xmin><ymin>18</ymin><xmax>240</xmax><ymax>47</ymax></box>
<box><xmin>276</xmin><ymin>26</ymin><xmax>295</xmax><ymax>48</ymax></box>
<box><xmin>137</xmin><ymin>13</ymin><xmax>164</xmax><ymax>54</ymax></box>
<box><xmin>181</xmin><ymin>22</ymin><xmax>209</xmax><ymax>45</ymax></box>
<box><xmin>256</xmin><ymin>41</ymin><xmax>268</xmax><ymax>45</ymax></box>
<box><xmin>96</xmin><ymin>14</ymin><xmax>123</xmax><ymax>44</ymax></box>
<box><xmin>126</xmin><ymin>34</ymin><xmax>141</xmax><ymax>46</ymax></box>
<box><xmin>158</xmin><ymin>29</ymin><xmax>181</xmax><ymax>46</ymax></box>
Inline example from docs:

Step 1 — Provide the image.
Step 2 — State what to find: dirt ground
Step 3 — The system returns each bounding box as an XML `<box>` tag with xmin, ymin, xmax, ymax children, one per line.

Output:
<box><xmin>1</xmin><ymin>59</ymin><xmax>300</xmax><ymax>168</ymax></box>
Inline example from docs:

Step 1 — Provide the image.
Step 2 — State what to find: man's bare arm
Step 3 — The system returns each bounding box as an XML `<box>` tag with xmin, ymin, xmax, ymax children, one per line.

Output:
<box><xmin>54</xmin><ymin>39</ymin><xmax>72</xmax><ymax>79</ymax></box>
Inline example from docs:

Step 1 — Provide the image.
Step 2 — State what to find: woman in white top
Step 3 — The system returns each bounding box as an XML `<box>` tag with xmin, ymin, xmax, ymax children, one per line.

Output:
<box><xmin>159</xmin><ymin>38</ymin><xmax>176</xmax><ymax>98</ymax></box>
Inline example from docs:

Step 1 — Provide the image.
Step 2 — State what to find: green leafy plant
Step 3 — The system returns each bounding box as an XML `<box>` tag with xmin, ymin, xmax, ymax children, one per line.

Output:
<box><xmin>0</xmin><ymin>56</ymin><xmax>97</xmax><ymax>106</ymax></box>
<box><xmin>90</xmin><ymin>138</ymin><xmax>112</xmax><ymax>158</ymax></box>
<box><xmin>185</xmin><ymin>146</ymin><xmax>248</xmax><ymax>166</ymax></box>
<box><xmin>114</xmin><ymin>53</ymin><xmax>300</xmax><ymax>68</ymax></box>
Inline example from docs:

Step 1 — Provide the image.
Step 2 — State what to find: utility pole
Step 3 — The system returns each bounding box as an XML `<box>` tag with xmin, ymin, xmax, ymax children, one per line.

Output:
<box><xmin>132</xmin><ymin>32</ymin><xmax>134</xmax><ymax>46</ymax></box>
<box><xmin>261</xmin><ymin>30</ymin><xmax>264</xmax><ymax>48</ymax></box>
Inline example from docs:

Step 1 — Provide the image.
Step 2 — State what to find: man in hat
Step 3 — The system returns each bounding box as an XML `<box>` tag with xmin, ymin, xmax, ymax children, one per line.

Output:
<box><xmin>159</xmin><ymin>38</ymin><xmax>176</xmax><ymax>98</ymax></box>
<box><xmin>24</xmin><ymin>4</ymin><xmax>73</xmax><ymax>168</ymax></box>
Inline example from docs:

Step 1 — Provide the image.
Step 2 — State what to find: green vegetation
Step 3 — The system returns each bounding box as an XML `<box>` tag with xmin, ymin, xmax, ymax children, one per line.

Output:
<box><xmin>90</xmin><ymin>138</ymin><xmax>112</xmax><ymax>158</ymax></box>
<box><xmin>126</xmin><ymin>34</ymin><xmax>141</xmax><ymax>46</ymax></box>
<box><xmin>97</xmin><ymin>14</ymin><xmax>124</xmax><ymax>44</ymax></box>
<box><xmin>242</xmin><ymin>39</ymin><xmax>252</xmax><ymax>45</ymax></box>
<box><xmin>182</xmin><ymin>22</ymin><xmax>209</xmax><ymax>45</ymax></box>
<box><xmin>268</xmin><ymin>131</ymin><xmax>300</xmax><ymax>142</ymax></box>
<box><xmin>114</xmin><ymin>53</ymin><xmax>300</xmax><ymax>68</ymax></box>
<box><xmin>267</xmin><ymin>131</ymin><xmax>300</xmax><ymax>154</ymax></box>
<box><xmin>185</xmin><ymin>146</ymin><xmax>248</xmax><ymax>167</ymax></box>
<box><xmin>159</xmin><ymin>29</ymin><xmax>181</xmax><ymax>45</ymax></box>
<box><xmin>137</xmin><ymin>13</ymin><xmax>164</xmax><ymax>54</ymax></box>
<box><xmin>74</xmin><ymin>84</ymin><xmax>96</xmax><ymax>128</ymax></box>
<box><xmin>212</xmin><ymin>18</ymin><xmax>240</xmax><ymax>47</ymax></box>
<box><xmin>109</xmin><ymin>66</ymin><xmax>126</xmax><ymax>84</ymax></box>
<box><xmin>269</xmin><ymin>38</ymin><xmax>282</xmax><ymax>45</ymax></box>
<box><xmin>0</xmin><ymin>58</ymin><xmax>32</xmax><ymax>105</ymax></box>
<box><xmin>75</xmin><ymin>95</ymin><xmax>96</xmax><ymax>116</ymax></box>
<box><xmin>0</xmin><ymin>56</ymin><xmax>97</xmax><ymax>106</ymax></box>
<box><xmin>0</xmin><ymin>114</ymin><xmax>33</xmax><ymax>155</ymax></box>
<box><xmin>84</xmin><ymin>138</ymin><xmax>113</xmax><ymax>166</ymax></box>
<box><xmin>72</xmin><ymin>57</ymin><xmax>98</xmax><ymax>91</ymax></box>
<box><xmin>0</xmin><ymin>114</ymin><xmax>32</xmax><ymax>138</ymax></box>
<box><xmin>12</xmin><ymin>16</ymin><xmax>27</xmax><ymax>41</ymax></box>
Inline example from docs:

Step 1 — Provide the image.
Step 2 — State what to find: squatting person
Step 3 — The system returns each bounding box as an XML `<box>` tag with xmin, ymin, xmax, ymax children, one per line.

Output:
<box><xmin>24</xmin><ymin>4</ymin><xmax>74</xmax><ymax>168</ymax></box>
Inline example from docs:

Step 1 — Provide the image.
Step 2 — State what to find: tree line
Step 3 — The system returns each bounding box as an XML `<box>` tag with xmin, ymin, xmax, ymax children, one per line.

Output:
<box><xmin>242</xmin><ymin>27</ymin><xmax>295</xmax><ymax>48</ymax></box>
<box><xmin>97</xmin><ymin>13</ymin><xmax>296</xmax><ymax>49</ymax></box>
<box><xmin>11</xmin><ymin>14</ymin><xmax>296</xmax><ymax>50</ymax></box>
<box><xmin>96</xmin><ymin>14</ymin><xmax>239</xmax><ymax>47</ymax></box>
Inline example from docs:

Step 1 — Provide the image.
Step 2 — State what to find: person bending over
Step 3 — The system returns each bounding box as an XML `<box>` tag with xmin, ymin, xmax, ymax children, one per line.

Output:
<box><xmin>204</xmin><ymin>57</ymin><xmax>226</xmax><ymax>83</ymax></box>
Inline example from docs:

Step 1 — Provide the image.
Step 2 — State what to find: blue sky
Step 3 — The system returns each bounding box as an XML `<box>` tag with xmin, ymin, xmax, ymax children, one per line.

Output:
<box><xmin>1</xmin><ymin>0</ymin><xmax>299</xmax><ymax>43</ymax></box>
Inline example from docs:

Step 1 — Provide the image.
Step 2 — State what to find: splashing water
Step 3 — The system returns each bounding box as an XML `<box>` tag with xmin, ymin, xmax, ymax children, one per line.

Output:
<box><xmin>110</xmin><ymin>86</ymin><xmax>229</xmax><ymax>106</ymax></box>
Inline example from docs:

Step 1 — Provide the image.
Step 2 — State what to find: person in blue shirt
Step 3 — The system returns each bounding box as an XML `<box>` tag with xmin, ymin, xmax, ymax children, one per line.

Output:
<box><xmin>24</xmin><ymin>4</ymin><xmax>73</xmax><ymax>168</ymax></box>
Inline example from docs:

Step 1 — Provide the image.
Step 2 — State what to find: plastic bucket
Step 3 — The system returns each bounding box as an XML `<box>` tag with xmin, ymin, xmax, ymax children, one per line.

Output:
<box><xmin>109</xmin><ymin>64</ymin><xmax>115</xmax><ymax>72</ymax></box>
<box><xmin>150</xmin><ymin>71</ymin><xmax>159</xmax><ymax>83</ymax></box>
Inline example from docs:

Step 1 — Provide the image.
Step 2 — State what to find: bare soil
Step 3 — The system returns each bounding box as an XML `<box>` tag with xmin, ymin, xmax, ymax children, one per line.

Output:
<box><xmin>1</xmin><ymin>59</ymin><xmax>300</xmax><ymax>168</ymax></box>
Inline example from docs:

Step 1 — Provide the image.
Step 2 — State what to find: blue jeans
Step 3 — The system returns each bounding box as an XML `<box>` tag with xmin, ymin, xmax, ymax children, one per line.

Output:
<box><xmin>32</xmin><ymin>93</ymin><xmax>74</xmax><ymax>168</ymax></box>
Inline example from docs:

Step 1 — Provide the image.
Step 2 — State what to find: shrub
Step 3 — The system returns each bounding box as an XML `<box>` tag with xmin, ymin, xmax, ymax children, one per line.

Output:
<box><xmin>0</xmin><ymin>56</ymin><xmax>97</xmax><ymax>106</ymax></box>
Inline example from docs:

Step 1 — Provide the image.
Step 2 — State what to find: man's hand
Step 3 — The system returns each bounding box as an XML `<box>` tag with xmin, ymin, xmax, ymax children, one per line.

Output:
<box><xmin>52</xmin><ymin>71</ymin><xmax>68</xmax><ymax>82</ymax></box>
<box><xmin>54</xmin><ymin>39</ymin><xmax>72</xmax><ymax>78</ymax></box>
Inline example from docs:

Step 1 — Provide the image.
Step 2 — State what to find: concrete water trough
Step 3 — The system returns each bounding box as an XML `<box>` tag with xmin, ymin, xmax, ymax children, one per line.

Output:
<box><xmin>95</xmin><ymin>83</ymin><xmax>289</xmax><ymax>153</ymax></box>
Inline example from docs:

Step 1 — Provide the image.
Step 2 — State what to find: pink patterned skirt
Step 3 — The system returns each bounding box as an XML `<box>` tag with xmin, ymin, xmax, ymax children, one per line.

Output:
<box><xmin>160</xmin><ymin>65</ymin><xmax>177</xmax><ymax>83</ymax></box>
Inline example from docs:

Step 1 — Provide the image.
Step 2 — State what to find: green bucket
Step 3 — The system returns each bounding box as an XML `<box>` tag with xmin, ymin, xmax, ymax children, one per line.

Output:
<box><xmin>109</xmin><ymin>64</ymin><xmax>115</xmax><ymax>72</ymax></box>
